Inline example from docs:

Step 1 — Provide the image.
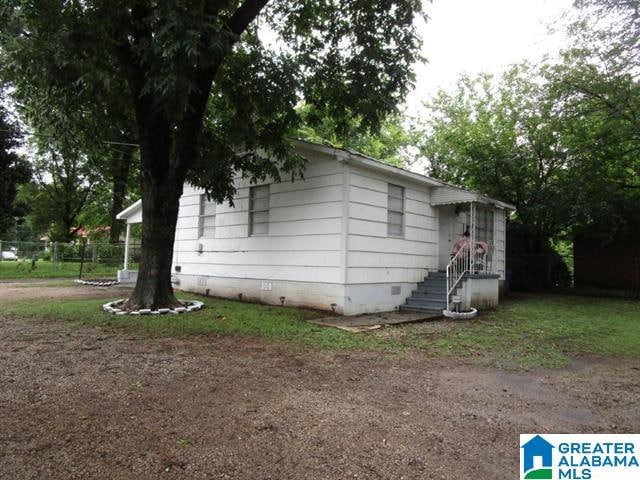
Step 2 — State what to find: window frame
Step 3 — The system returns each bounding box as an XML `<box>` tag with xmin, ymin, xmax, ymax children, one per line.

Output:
<box><xmin>249</xmin><ymin>184</ymin><xmax>270</xmax><ymax>236</ymax></box>
<box><xmin>198</xmin><ymin>194</ymin><xmax>217</xmax><ymax>239</ymax></box>
<box><xmin>387</xmin><ymin>183</ymin><xmax>405</xmax><ymax>238</ymax></box>
<box><xmin>476</xmin><ymin>207</ymin><xmax>495</xmax><ymax>243</ymax></box>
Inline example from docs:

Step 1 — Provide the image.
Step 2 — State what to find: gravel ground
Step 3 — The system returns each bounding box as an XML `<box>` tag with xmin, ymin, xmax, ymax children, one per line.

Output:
<box><xmin>1</xmin><ymin>283</ymin><xmax>638</xmax><ymax>479</ymax></box>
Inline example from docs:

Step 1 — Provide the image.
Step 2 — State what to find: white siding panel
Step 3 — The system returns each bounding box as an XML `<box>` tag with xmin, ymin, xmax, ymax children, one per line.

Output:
<box><xmin>405</xmin><ymin>188</ymin><xmax>431</xmax><ymax>204</ymax></box>
<box><xmin>349</xmin><ymin>185</ymin><xmax>386</xmax><ymax>208</ymax></box>
<box><xmin>270</xmin><ymin>202</ymin><xmax>342</xmax><ymax>222</ymax></box>
<box><xmin>405</xmin><ymin>198</ymin><xmax>436</xmax><ymax>217</ymax></box>
<box><xmin>177</xmin><ymin>215</ymin><xmax>199</xmax><ymax>229</ymax></box>
<box><xmin>349</xmin><ymin>235</ymin><xmax>435</xmax><ymax>256</ymax></box>
<box><xmin>405</xmin><ymin>212</ymin><xmax>437</xmax><ymax>231</ymax></box>
<box><xmin>349</xmin><ymin>172</ymin><xmax>387</xmax><ymax>193</ymax></box>
<box><xmin>349</xmin><ymin>251</ymin><xmax>431</xmax><ymax>269</ymax></box>
<box><xmin>215</xmin><ymin>224</ymin><xmax>249</xmax><ymax>239</ymax></box>
<box><xmin>177</xmin><ymin>235</ymin><xmax>341</xmax><ymax>252</ymax></box>
<box><xmin>349</xmin><ymin>218</ymin><xmax>386</xmax><ymax>238</ymax></box>
<box><xmin>271</xmin><ymin>185</ymin><xmax>342</xmax><ymax>208</ymax></box>
<box><xmin>270</xmin><ymin>217</ymin><xmax>341</xmax><ymax>236</ymax></box>
<box><xmin>270</xmin><ymin>173</ymin><xmax>342</xmax><ymax>193</ymax></box>
<box><xmin>348</xmin><ymin>267</ymin><xmax>428</xmax><ymax>284</ymax></box>
<box><xmin>349</xmin><ymin>203</ymin><xmax>387</xmax><ymax>222</ymax></box>
<box><xmin>214</xmin><ymin>211</ymin><xmax>247</xmax><ymax>227</ymax></box>
<box><xmin>182</xmin><ymin>184</ymin><xmax>200</xmax><ymax>197</ymax></box>
<box><xmin>176</xmin><ymin>250</ymin><xmax>340</xmax><ymax>267</ymax></box>
<box><xmin>177</xmin><ymin>264</ymin><xmax>341</xmax><ymax>283</ymax></box>
<box><xmin>179</xmin><ymin>204</ymin><xmax>200</xmax><ymax>218</ymax></box>
<box><xmin>405</xmin><ymin>226</ymin><xmax>438</xmax><ymax>242</ymax></box>
<box><xmin>175</xmin><ymin>227</ymin><xmax>199</xmax><ymax>241</ymax></box>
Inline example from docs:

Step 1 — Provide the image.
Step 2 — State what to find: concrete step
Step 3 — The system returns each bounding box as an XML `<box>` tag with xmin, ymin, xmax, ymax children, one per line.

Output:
<box><xmin>404</xmin><ymin>299</ymin><xmax>448</xmax><ymax>310</ymax></box>
<box><xmin>410</xmin><ymin>292</ymin><xmax>447</xmax><ymax>300</ymax></box>
<box><xmin>414</xmin><ymin>285</ymin><xmax>447</xmax><ymax>292</ymax></box>
<box><xmin>413</xmin><ymin>286</ymin><xmax>447</xmax><ymax>293</ymax></box>
<box><xmin>417</xmin><ymin>280</ymin><xmax>447</xmax><ymax>286</ymax></box>
<box><xmin>400</xmin><ymin>305</ymin><xmax>444</xmax><ymax>314</ymax></box>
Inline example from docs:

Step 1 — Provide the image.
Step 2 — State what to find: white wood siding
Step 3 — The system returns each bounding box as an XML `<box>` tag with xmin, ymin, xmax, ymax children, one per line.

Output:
<box><xmin>494</xmin><ymin>208</ymin><xmax>506</xmax><ymax>279</ymax></box>
<box><xmin>346</xmin><ymin>166</ymin><xmax>437</xmax><ymax>284</ymax></box>
<box><xmin>172</xmin><ymin>153</ymin><xmax>344</xmax><ymax>284</ymax></box>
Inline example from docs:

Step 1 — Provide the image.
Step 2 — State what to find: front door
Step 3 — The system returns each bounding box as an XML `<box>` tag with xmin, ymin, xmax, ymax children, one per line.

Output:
<box><xmin>437</xmin><ymin>204</ymin><xmax>470</xmax><ymax>270</ymax></box>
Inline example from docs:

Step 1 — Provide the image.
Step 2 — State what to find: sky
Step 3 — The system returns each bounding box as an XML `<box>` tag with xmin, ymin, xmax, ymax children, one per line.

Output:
<box><xmin>406</xmin><ymin>0</ymin><xmax>575</xmax><ymax>116</ymax></box>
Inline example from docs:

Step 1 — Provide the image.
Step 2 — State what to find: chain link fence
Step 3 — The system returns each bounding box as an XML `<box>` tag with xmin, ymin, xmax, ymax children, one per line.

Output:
<box><xmin>0</xmin><ymin>240</ymin><xmax>141</xmax><ymax>280</ymax></box>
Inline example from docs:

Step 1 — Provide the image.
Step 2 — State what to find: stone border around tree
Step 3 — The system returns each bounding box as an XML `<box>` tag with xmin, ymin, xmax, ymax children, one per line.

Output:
<box><xmin>76</xmin><ymin>279</ymin><xmax>120</xmax><ymax>287</ymax></box>
<box><xmin>101</xmin><ymin>299</ymin><xmax>205</xmax><ymax>315</ymax></box>
<box><xmin>442</xmin><ymin>307</ymin><xmax>478</xmax><ymax>320</ymax></box>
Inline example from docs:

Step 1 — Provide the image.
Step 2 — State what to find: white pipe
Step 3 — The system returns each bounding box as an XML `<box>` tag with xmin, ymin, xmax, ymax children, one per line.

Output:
<box><xmin>124</xmin><ymin>223</ymin><xmax>131</xmax><ymax>270</ymax></box>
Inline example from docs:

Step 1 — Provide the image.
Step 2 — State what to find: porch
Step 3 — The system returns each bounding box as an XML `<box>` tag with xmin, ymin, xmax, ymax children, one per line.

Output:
<box><xmin>402</xmin><ymin>186</ymin><xmax>513</xmax><ymax>314</ymax></box>
<box><xmin>115</xmin><ymin>199</ymin><xmax>141</xmax><ymax>284</ymax></box>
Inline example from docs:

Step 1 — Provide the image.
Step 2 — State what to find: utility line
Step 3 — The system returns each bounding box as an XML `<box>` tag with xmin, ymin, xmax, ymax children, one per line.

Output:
<box><xmin>0</xmin><ymin>128</ymin><xmax>140</xmax><ymax>147</ymax></box>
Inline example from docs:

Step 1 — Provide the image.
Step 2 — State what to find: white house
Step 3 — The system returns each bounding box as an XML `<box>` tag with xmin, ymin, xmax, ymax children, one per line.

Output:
<box><xmin>117</xmin><ymin>140</ymin><xmax>514</xmax><ymax>315</ymax></box>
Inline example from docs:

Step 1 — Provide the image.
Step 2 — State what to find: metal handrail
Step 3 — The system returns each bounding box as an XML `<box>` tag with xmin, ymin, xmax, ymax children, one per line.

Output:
<box><xmin>446</xmin><ymin>240</ymin><xmax>495</xmax><ymax>310</ymax></box>
<box><xmin>446</xmin><ymin>247</ymin><xmax>470</xmax><ymax>311</ymax></box>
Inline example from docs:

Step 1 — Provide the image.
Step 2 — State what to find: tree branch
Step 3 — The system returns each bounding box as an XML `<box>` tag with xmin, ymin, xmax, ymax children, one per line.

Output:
<box><xmin>227</xmin><ymin>0</ymin><xmax>271</xmax><ymax>36</ymax></box>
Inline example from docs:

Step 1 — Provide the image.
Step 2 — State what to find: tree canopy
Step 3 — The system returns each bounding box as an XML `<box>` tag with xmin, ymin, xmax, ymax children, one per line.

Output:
<box><xmin>417</xmin><ymin>0</ymin><xmax>640</xmax><ymax>288</ymax></box>
<box><xmin>1</xmin><ymin>1</ymin><xmax>425</xmax><ymax>308</ymax></box>
<box><xmin>420</xmin><ymin>0</ymin><xmax>640</xmax><ymax>243</ymax></box>
<box><xmin>296</xmin><ymin>104</ymin><xmax>420</xmax><ymax>167</ymax></box>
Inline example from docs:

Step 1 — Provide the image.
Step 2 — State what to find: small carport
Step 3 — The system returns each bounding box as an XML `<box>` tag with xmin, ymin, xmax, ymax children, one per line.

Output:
<box><xmin>115</xmin><ymin>199</ymin><xmax>142</xmax><ymax>284</ymax></box>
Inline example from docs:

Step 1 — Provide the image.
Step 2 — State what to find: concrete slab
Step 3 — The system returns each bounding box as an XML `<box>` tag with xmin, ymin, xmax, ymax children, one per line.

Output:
<box><xmin>309</xmin><ymin>310</ymin><xmax>442</xmax><ymax>328</ymax></box>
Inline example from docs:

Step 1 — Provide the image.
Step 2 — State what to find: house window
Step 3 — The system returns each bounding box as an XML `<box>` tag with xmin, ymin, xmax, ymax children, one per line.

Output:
<box><xmin>387</xmin><ymin>183</ymin><xmax>404</xmax><ymax>237</ymax></box>
<box><xmin>198</xmin><ymin>194</ymin><xmax>217</xmax><ymax>238</ymax></box>
<box><xmin>249</xmin><ymin>185</ymin><xmax>270</xmax><ymax>235</ymax></box>
<box><xmin>476</xmin><ymin>208</ymin><xmax>494</xmax><ymax>243</ymax></box>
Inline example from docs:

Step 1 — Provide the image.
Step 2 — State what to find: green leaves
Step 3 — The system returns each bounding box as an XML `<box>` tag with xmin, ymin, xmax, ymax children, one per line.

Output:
<box><xmin>266</xmin><ymin>0</ymin><xmax>423</xmax><ymax>135</ymax></box>
<box><xmin>0</xmin><ymin>103</ymin><xmax>30</xmax><ymax>238</ymax></box>
<box><xmin>420</xmin><ymin>0</ymin><xmax>640</xmax><ymax>252</ymax></box>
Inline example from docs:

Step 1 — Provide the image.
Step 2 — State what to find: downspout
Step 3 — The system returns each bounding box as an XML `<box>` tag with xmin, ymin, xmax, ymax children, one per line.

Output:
<box><xmin>124</xmin><ymin>223</ymin><xmax>131</xmax><ymax>270</ymax></box>
<box><xmin>340</xmin><ymin>159</ymin><xmax>351</xmax><ymax>313</ymax></box>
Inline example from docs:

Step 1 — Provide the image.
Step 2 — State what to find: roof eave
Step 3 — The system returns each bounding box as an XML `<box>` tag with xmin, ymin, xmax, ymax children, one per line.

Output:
<box><xmin>116</xmin><ymin>199</ymin><xmax>142</xmax><ymax>220</ymax></box>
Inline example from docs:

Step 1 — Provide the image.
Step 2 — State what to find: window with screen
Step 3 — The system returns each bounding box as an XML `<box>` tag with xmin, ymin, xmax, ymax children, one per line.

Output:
<box><xmin>476</xmin><ymin>208</ymin><xmax>494</xmax><ymax>243</ymax></box>
<box><xmin>249</xmin><ymin>185</ymin><xmax>270</xmax><ymax>235</ymax></box>
<box><xmin>387</xmin><ymin>184</ymin><xmax>404</xmax><ymax>237</ymax></box>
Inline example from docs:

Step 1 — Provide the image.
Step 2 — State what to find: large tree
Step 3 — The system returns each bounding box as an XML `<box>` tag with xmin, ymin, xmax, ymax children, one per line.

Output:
<box><xmin>2</xmin><ymin>1</ymin><xmax>424</xmax><ymax>309</ymax></box>
<box><xmin>1</xmin><ymin>14</ymin><xmax>140</xmax><ymax>244</ymax></box>
<box><xmin>420</xmin><ymin>64</ymin><xmax>574</xmax><ymax>253</ymax></box>
<box><xmin>548</xmin><ymin>0</ymin><xmax>640</xmax><ymax>240</ymax></box>
<box><xmin>23</xmin><ymin>145</ymin><xmax>100</xmax><ymax>243</ymax></box>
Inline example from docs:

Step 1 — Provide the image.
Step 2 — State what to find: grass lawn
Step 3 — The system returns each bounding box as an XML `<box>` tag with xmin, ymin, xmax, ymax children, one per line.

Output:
<box><xmin>3</xmin><ymin>293</ymin><xmax>639</xmax><ymax>369</ymax></box>
<box><xmin>410</xmin><ymin>294</ymin><xmax>640</xmax><ymax>368</ymax></box>
<box><xmin>0</xmin><ymin>260</ymin><xmax>120</xmax><ymax>279</ymax></box>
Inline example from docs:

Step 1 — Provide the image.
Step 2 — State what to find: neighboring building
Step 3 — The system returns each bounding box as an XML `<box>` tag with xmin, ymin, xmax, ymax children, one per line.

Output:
<box><xmin>117</xmin><ymin>140</ymin><xmax>514</xmax><ymax>315</ymax></box>
<box><xmin>574</xmin><ymin>232</ymin><xmax>640</xmax><ymax>295</ymax></box>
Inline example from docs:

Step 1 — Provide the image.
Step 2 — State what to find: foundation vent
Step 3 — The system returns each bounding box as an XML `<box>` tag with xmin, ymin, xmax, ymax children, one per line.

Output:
<box><xmin>391</xmin><ymin>285</ymin><xmax>401</xmax><ymax>295</ymax></box>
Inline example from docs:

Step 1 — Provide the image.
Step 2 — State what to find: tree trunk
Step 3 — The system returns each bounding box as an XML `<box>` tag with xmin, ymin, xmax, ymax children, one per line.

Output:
<box><xmin>123</xmin><ymin>174</ymin><xmax>184</xmax><ymax>310</ymax></box>
<box><xmin>109</xmin><ymin>150</ymin><xmax>133</xmax><ymax>244</ymax></box>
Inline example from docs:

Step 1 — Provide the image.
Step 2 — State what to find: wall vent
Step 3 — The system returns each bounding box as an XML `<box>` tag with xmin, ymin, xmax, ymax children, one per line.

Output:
<box><xmin>391</xmin><ymin>285</ymin><xmax>401</xmax><ymax>295</ymax></box>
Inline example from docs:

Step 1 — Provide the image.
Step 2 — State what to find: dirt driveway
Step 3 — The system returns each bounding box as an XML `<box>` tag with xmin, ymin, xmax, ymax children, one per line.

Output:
<box><xmin>1</xmin><ymin>283</ymin><xmax>638</xmax><ymax>479</ymax></box>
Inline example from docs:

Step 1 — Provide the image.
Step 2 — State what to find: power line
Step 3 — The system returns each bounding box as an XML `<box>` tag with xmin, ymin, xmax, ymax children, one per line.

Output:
<box><xmin>102</xmin><ymin>140</ymin><xmax>139</xmax><ymax>147</ymax></box>
<box><xmin>0</xmin><ymin>128</ymin><xmax>139</xmax><ymax>147</ymax></box>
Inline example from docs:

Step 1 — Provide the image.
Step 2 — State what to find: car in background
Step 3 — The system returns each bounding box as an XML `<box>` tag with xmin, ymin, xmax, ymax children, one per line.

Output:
<box><xmin>1</xmin><ymin>251</ymin><xmax>18</xmax><ymax>261</ymax></box>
